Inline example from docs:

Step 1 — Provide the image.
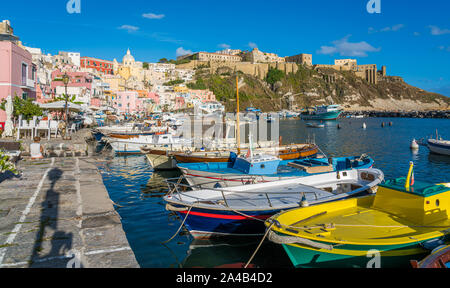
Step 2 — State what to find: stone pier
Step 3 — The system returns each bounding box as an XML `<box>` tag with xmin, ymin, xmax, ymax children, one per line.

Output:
<box><xmin>0</xmin><ymin>157</ymin><xmax>139</xmax><ymax>268</ymax></box>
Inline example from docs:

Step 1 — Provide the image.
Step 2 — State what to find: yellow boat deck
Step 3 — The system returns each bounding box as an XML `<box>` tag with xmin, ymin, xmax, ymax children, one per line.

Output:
<box><xmin>273</xmin><ymin>196</ymin><xmax>450</xmax><ymax>246</ymax></box>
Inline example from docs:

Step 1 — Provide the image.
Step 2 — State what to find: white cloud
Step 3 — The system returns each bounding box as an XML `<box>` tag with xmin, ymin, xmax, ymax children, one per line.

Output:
<box><xmin>369</xmin><ymin>24</ymin><xmax>404</xmax><ymax>33</ymax></box>
<box><xmin>248</xmin><ymin>42</ymin><xmax>258</xmax><ymax>49</ymax></box>
<box><xmin>218</xmin><ymin>43</ymin><xmax>231</xmax><ymax>49</ymax></box>
<box><xmin>317</xmin><ymin>35</ymin><xmax>381</xmax><ymax>57</ymax></box>
<box><xmin>413</xmin><ymin>32</ymin><xmax>421</xmax><ymax>36</ymax></box>
<box><xmin>176</xmin><ymin>47</ymin><xmax>193</xmax><ymax>57</ymax></box>
<box><xmin>439</xmin><ymin>46</ymin><xmax>450</xmax><ymax>52</ymax></box>
<box><xmin>118</xmin><ymin>25</ymin><xmax>139</xmax><ymax>33</ymax></box>
<box><xmin>143</xmin><ymin>13</ymin><xmax>165</xmax><ymax>20</ymax></box>
<box><xmin>429</xmin><ymin>25</ymin><xmax>450</xmax><ymax>35</ymax></box>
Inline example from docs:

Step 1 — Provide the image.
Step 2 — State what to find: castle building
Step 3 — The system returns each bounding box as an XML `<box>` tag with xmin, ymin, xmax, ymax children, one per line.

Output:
<box><xmin>285</xmin><ymin>53</ymin><xmax>313</xmax><ymax>66</ymax></box>
<box><xmin>243</xmin><ymin>48</ymin><xmax>285</xmax><ymax>63</ymax></box>
<box><xmin>177</xmin><ymin>52</ymin><xmax>242</xmax><ymax>62</ymax></box>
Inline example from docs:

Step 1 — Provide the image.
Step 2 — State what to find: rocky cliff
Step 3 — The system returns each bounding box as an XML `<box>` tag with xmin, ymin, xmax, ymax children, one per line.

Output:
<box><xmin>189</xmin><ymin>65</ymin><xmax>450</xmax><ymax>112</ymax></box>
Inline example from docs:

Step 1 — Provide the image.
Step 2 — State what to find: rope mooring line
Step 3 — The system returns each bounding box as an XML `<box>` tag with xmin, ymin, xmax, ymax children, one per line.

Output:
<box><xmin>161</xmin><ymin>206</ymin><xmax>193</xmax><ymax>244</ymax></box>
<box><xmin>244</xmin><ymin>223</ymin><xmax>275</xmax><ymax>269</ymax></box>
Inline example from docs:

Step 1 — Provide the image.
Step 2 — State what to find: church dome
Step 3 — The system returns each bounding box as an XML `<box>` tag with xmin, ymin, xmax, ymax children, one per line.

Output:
<box><xmin>122</xmin><ymin>48</ymin><xmax>135</xmax><ymax>66</ymax></box>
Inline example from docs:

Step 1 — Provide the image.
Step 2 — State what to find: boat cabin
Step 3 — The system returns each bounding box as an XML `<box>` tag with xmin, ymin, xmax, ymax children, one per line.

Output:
<box><xmin>374</xmin><ymin>178</ymin><xmax>450</xmax><ymax>225</ymax></box>
<box><xmin>153</xmin><ymin>134</ymin><xmax>174</xmax><ymax>145</ymax></box>
<box><xmin>232</xmin><ymin>153</ymin><xmax>281</xmax><ymax>175</ymax></box>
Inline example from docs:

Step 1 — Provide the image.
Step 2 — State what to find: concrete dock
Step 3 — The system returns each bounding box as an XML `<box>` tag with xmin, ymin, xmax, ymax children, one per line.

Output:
<box><xmin>0</xmin><ymin>156</ymin><xmax>139</xmax><ymax>268</ymax></box>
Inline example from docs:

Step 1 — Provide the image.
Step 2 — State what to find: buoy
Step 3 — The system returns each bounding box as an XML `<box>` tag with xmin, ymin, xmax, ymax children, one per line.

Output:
<box><xmin>389</xmin><ymin>122</ymin><xmax>393</xmax><ymax>126</ymax></box>
<box><xmin>363</xmin><ymin>123</ymin><xmax>367</xmax><ymax>129</ymax></box>
<box><xmin>381</xmin><ymin>122</ymin><xmax>385</xmax><ymax>128</ymax></box>
<box><xmin>337</xmin><ymin>124</ymin><xmax>341</xmax><ymax>129</ymax></box>
<box><xmin>410</xmin><ymin>139</ymin><xmax>419</xmax><ymax>150</ymax></box>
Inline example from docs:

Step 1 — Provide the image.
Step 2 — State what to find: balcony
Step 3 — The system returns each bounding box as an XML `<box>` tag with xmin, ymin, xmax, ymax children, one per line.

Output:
<box><xmin>21</xmin><ymin>78</ymin><xmax>36</xmax><ymax>90</ymax></box>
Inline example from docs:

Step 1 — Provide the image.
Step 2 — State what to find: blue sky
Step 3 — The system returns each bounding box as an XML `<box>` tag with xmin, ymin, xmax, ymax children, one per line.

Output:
<box><xmin>1</xmin><ymin>0</ymin><xmax>449</xmax><ymax>96</ymax></box>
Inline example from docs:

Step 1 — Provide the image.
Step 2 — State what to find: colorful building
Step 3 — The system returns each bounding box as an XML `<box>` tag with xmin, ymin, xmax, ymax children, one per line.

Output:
<box><xmin>81</xmin><ymin>56</ymin><xmax>114</xmax><ymax>75</ymax></box>
<box><xmin>0</xmin><ymin>41</ymin><xmax>36</xmax><ymax>122</ymax></box>
<box><xmin>50</xmin><ymin>70</ymin><xmax>93</xmax><ymax>105</ymax></box>
<box><xmin>189</xmin><ymin>89</ymin><xmax>216</xmax><ymax>103</ymax></box>
<box><xmin>112</xmin><ymin>91</ymin><xmax>144</xmax><ymax>114</ymax></box>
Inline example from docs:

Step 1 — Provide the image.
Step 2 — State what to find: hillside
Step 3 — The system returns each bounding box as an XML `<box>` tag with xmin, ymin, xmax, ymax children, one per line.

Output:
<box><xmin>187</xmin><ymin>65</ymin><xmax>450</xmax><ymax>112</ymax></box>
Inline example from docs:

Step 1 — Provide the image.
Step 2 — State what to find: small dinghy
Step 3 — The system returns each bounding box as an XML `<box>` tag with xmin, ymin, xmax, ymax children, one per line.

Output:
<box><xmin>411</xmin><ymin>245</ymin><xmax>450</xmax><ymax>268</ymax></box>
<box><xmin>163</xmin><ymin>168</ymin><xmax>384</xmax><ymax>238</ymax></box>
<box><xmin>410</xmin><ymin>139</ymin><xmax>419</xmax><ymax>150</ymax></box>
<box><xmin>306</xmin><ymin>123</ymin><xmax>325</xmax><ymax>128</ymax></box>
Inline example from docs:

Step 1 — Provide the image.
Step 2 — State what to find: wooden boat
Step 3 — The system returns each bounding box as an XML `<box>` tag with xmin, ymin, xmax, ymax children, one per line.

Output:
<box><xmin>411</xmin><ymin>245</ymin><xmax>450</xmax><ymax>268</ymax></box>
<box><xmin>174</xmin><ymin>151</ymin><xmax>232</xmax><ymax>163</ymax></box>
<box><xmin>164</xmin><ymin>168</ymin><xmax>383</xmax><ymax>238</ymax></box>
<box><xmin>107</xmin><ymin>131</ymin><xmax>165</xmax><ymax>139</ymax></box>
<box><xmin>173</xmin><ymin>144</ymin><xmax>318</xmax><ymax>163</ymax></box>
<box><xmin>142</xmin><ymin>147</ymin><xmax>178</xmax><ymax>170</ymax></box>
<box><xmin>266</xmin><ymin>164</ymin><xmax>450</xmax><ymax>268</ymax></box>
<box><xmin>264</xmin><ymin>144</ymin><xmax>318</xmax><ymax>161</ymax></box>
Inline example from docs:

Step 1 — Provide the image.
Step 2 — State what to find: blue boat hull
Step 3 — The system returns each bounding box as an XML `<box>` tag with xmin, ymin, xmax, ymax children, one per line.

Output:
<box><xmin>171</xmin><ymin>205</ymin><xmax>278</xmax><ymax>238</ymax></box>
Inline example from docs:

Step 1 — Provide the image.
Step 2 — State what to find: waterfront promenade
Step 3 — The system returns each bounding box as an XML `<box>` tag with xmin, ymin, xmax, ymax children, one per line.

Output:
<box><xmin>0</xmin><ymin>156</ymin><xmax>139</xmax><ymax>268</ymax></box>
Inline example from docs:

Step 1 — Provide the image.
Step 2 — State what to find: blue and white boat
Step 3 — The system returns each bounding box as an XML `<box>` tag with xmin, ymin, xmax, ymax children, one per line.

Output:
<box><xmin>427</xmin><ymin>139</ymin><xmax>450</xmax><ymax>156</ymax></box>
<box><xmin>177</xmin><ymin>154</ymin><xmax>374</xmax><ymax>188</ymax></box>
<box><xmin>301</xmin><ymin>105</ymin><xmax>342</xmax><ymax>121</ymax></box>
<box><xmin>164</xmin><ymin>168</ymin><xmax>384</xmax><ymax>238</ymax></box>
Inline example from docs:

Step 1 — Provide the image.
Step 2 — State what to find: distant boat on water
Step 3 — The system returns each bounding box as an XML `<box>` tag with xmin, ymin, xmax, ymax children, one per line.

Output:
<box><xmin>306</xmin><ymin>123</ymin><xmax>325</xmax><ymax>128</ymax></box>
<box><xmin>301</xmin><ymin>105</ymin><xmax>342</xmax><ymax>121</ymax></box>
<box><xmin>427</xmin><ymin>130</ymin><xmax>450</xmax><ymax>156</ymax></box>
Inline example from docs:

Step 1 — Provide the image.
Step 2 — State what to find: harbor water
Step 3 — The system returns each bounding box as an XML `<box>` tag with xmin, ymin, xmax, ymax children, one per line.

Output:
<box><xmin>95</xmin><ymin>117</ymin><xmax>450</xmax><ymax>268</ymax></box>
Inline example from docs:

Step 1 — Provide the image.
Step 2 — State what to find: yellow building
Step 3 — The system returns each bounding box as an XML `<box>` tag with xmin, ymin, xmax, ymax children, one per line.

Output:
<box><xmin>174</xmin><ymin>86</ymin><xmax>189</xmax><ymax>93</ymax></box>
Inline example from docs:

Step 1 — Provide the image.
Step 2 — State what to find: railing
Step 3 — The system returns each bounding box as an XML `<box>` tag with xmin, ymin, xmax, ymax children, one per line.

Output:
<box><xmin>164</xmin><ymin>175</ymin><xmax>323</xmax><ymax>209</ymax></box>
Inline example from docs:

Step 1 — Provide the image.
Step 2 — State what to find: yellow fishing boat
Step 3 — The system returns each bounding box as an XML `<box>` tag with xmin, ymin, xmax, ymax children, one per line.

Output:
<box><xmin>266</xmin><ymin>163</ymin><xmax>450</xmax><ymax>268</ymax></box>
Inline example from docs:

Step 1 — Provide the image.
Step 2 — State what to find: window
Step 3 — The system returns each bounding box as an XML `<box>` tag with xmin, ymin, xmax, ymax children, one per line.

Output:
<box><xmin>22</xmin><ymin>63</ymin><xmax>27</xmax><ymax>86</ymax></box>
<box><xmin>32</xmin><ymin>66</ymin><xmax>36</xmax><ymax>80</ymax></box>
<box><xmin>22</xmin><ymin>92</ymin><xmax>28</xmax><ymax>100</ymax></box>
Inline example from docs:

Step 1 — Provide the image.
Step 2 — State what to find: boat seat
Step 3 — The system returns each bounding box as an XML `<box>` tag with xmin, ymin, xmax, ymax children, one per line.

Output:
<box><xmin>288</xmin><ymin>162</ymin><xmax>334</xmax><ymax>174</ymax></box>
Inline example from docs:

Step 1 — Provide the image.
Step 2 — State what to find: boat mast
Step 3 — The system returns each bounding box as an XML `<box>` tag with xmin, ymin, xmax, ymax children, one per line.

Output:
<box><xmin>236</xmin><ymin>74</ymin><xmax>241</xmax><ymax>155</ymax></box>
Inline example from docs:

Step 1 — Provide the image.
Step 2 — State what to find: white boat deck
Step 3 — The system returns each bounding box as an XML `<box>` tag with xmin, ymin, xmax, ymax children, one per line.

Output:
<box><xmin>169</xmin><ymin>182</ymin><xmax>336</xmax><ymax>211</ymax></box>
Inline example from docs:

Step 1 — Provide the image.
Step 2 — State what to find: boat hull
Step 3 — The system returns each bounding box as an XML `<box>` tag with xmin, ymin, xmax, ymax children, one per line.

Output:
<box><xmin>179</xmin><ymin>167</ymin><xmax>281</xmax><ymax>188</ymax></box>
<box><xmin>145</xmin><ymin>153</ymin><xmax>177</xmax><ymax>170</ymax></box>
<box><xmin>178</xmin><ymin>156</ymin><xmax>373</xmax><ymax>188</ymax></box>
<box><xmin>302</xmin><ymin>111</ymin><xmax>342</xmax><ymax>121</ymax></box>
<box><xmin>428</xmin><ymin>140</ymin><xmax>450</xmax><ymax>156</ymax></box>
<box><xmin>169</xmin><ymin>204</ymin><xmax>281</xmax><ymax>238</ymax></box>
<box><xmin>109</xmin><ymin>141</ymin><xmax>144</xmax><ymax>155</ymax></box>
<box><xmin>281</xmin><ymin>239</ymin><xmax>434</xmax><ymax>268</ymax></box>
<box><xmin>174</xmin><ymin>154</ymin><xmax>231</xmax><ymax>163</ymax></box>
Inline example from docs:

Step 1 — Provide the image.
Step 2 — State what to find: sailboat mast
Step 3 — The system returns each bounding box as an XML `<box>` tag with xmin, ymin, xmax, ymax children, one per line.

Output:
<box><xmin>236</xmin><ymin>74</ymin><xmax>241</xmax><ymax>155</ymax></box>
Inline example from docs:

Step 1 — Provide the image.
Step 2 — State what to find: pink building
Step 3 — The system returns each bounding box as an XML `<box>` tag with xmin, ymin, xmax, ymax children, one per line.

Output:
<box><xmin>90</xmin><ymin>97</ymin><xmax>102</xmax><ymax>107</ymax></box>
<box><xmin>189</xmin><ymin>89</ymin><xmax>216</xmax><ymax>103</ymax></box>
<box><xmin>36</xmin><ymin>85</ymin><xmax>53</xmax><ymax>104</ymax></box>
<box><xmin>50</xmin><ymin>70</ymin><xmax>93</xmax><ymax>105</ymax></box>
<box><xmin>0</xmin><ymin>41</ymin><xmax>36</xmax><ymax>122</ymax></box>
<box><xmin>148</xmin><ymin>92</ymin><xmax>160</xmax><ymax>105</ymax></box>
<box><xmin>113</xmin><ymin>91</ymin><xmax>144</xmax><ymax>114</ymax></box>
<box><xmin>175</xmin><ymin>97</ymin><xmax>185</xmax><ymax>110</ymax></box>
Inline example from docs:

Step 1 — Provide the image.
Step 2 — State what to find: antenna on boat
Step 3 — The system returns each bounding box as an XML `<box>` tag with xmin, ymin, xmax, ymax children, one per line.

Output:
<box><xmin>236</xmin><ymin>73</ymin><xmax>241</xmax><ymax>155</ymax></box>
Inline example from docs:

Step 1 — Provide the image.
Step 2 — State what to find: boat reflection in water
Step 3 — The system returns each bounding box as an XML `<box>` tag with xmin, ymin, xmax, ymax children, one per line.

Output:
<box><xmin>428</xmin><ymin>153</ymin><xmax>450</xmax><ymax>165</ymax></box>
<box><xmin>143</xmin><ymin>170</ymin><xmax>182</xmax><ymax>197</ymax></box>
<box><xmin>182</xmin><ymin>238</ymin><xmax>292</xmax><ymax>268</ymax></box>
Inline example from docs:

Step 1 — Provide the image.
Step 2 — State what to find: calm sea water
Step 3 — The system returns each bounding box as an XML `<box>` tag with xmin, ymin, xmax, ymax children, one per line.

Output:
<box><xmin>96</xmin><ymin>117</ymin><xmax>450</xmax><ymax>268</ymax></box>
